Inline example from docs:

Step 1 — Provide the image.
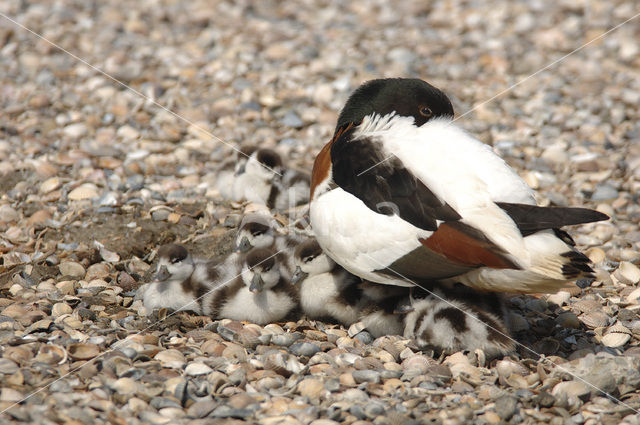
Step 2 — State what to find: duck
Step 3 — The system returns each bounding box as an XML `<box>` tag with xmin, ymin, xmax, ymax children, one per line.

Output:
<box><xmin>212</xmin><ymin>247</ymin><xmax>299</xmax><ymax>324</ymax></box>
<box><xmin>403</xmin><ymin>286</ymin><xmax>515</xmax><ymax>358</ymax></box>
<box><xmin>291</xmin><ymin>238</ymin><xmax>362</xmax><ymax>326</ymax></box>
<box><xmin>309</xmin><ymin>78</ymin><xmax>608</xmax><ymax>293</ymax></box>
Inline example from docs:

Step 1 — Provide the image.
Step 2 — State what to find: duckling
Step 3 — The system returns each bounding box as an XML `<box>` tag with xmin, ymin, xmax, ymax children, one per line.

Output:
<box><xmin>231</xmin><ymin>148</ymin><xmax>283</xmax><ymax>206</ymax></box>
<box><xmin>234</xmin><ymin>213</ymin><xmax>303</xmax><ymax>280</ymax></box>
<box><xmin>142</xmin><ymin>244</ymin><xmax>208</xmax><ymax>314</ymax></box>
<box><xmin>403</xmin><ymin>287</ymin><xmax>515</xmax><ymax>358</ymax></box>
<box><xmin>356</xmin><ymin>283</ymin><xmax>412</xmax><ymax>338</ymax></box>
<box><xmin>214</xmin><ymin>145</ymin><xmax>257</xmax><ymax>199</ymax></box>
<box><xmin>291</xmin><ymin>239</ymin><xmax>362</xmax><ymax>326</ymax></box>
<box><xmin>212</xmin><ymin>247</ymin><xmax>299</xmax><ymax>324</ymax></box>
<box><xmin>272</xmin><ymin>168</ymin><xmax>311</xmax><ymax>211</ymax></box>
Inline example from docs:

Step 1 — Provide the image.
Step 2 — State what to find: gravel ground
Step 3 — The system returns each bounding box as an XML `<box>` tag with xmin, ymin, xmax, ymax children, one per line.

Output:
<box><xmin>1</xmin><ymin>0</ymin><xmax>640</xmax><ymax>424</ymax></box>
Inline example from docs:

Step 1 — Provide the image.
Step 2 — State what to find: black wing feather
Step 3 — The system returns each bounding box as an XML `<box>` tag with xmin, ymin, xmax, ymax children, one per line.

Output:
<box><xmin>330</xmin><ymin>130</ymin><xmax>460</xmax><ymax>231</ymax></box>
<box><xmin>497</xmin><ymin>202</ymin><xmax>609</xmax><ymax>236</ymax></box>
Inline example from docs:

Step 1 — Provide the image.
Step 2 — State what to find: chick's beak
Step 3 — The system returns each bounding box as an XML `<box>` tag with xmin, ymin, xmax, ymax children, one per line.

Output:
<box><xmin>153</xmin><ymin>265</ymin><xmax>170</xmax><ymax>282</ymax></box>
<box><xmin>236</xmin><ymin>236</ymin><xmax>251</xmax><ymax>253</ymax></box>
<box><xmin>291</xmin><ymin>266</ymin><xmax>308</xmax><ymax>285</ymax></box>
<box><xmin>250</xmin><ymin>272</ymin><xmax>264</xmax><ymax>293</ymax></box>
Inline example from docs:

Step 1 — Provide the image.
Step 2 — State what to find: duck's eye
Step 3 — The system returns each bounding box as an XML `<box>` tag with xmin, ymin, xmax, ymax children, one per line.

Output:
<box><xmin>419</xmin><ymin>106</ymin><xmax>433</xmax><ymax>118</ymax></box>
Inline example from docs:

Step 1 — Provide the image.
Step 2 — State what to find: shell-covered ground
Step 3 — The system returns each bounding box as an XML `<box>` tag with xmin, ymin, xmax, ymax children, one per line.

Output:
<box><xmin>1</xmin><ymin>0</ymin><xmax>640</xmax><ymax>424</ymax></box>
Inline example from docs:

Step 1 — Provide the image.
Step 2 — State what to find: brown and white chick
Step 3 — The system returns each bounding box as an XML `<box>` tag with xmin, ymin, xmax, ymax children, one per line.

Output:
<box><xmin>141</xmin><ymin>244</ymin><xmax>209</xmax><ymax>314</ymax></box>
<box><xmin>403</xmin><ymin>286</ymin><xmax>515</xmax><ymax>358</ymax></box>
<box><xmin>234</xmin><ymin>213</ymin><xmax>304</xmax><ymax>281</ymax></box>
<box><xmin>212</xmin><ymin>247</ymin><xmax>299</xmax><ymax>325</ymax></box>
<box><xmin>291</xmin><ymin>239</ymin><xmax>361</xmax><ymax>326</ymax></box>
<box><xmin>231</xmin><ymin>148</ymin><xmax>283</xmax><ymax>206</ymax></box>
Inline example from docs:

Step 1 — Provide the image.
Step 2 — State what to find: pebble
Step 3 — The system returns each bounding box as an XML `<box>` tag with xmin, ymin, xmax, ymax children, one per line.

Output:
<box><xmin>59</xmin><ymin>261</ymin><xmax>86</xmax><ymax>279</ymax></box>
<box><xmin>298</xmin><ymin>378</ymin><xmax>325</xmax><ymax>399</ymax></box>
<box><xmin>351</xmin><ymin>370</ymin><xmax>381</xmax><ymax>384</ymax></box>
<box><xmin>67</xmin><ymin>343</ymin><xmax>99</xmax><ymax>360</ymax></box>
<box><xmin>290</xmin><ymin>342</ymin><xmax>321</xmax><ymax>357</ymax></box>
<box><xmin>494</xmin><ymin>395</ymin><xmax>518</xmax><ymax>420</ymax></box>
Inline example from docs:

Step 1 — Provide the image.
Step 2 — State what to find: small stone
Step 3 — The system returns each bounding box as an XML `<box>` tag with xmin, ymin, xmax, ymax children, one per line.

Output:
<box><xmin>0</xmin><ymin>205</ymin><xmax>19</xmax><ymax>222</ymax></box>
<box><xmin>68</xmin><ymin>343</ymin><xmax>99</xmax><ymax>360</ymax></box>
<box><xmin>64</xmin><ymin>123</ymin><xmax>88</xmax><ymax>139</ymax></box>
<box><xmin>493</xmin><ymin>395</ymin><xmax>517</xmax><ymax>420</ymax></box>
<box><xmin>556</xmin><ymin>312</ymin><xmax>580</xmax><ymax>329</ymax></box>
<box><xmin>298</xmin><ymin>378</ymin><xmax>325</xmax><ymax>399</ymax></box>
<box><xmin>547</xmin><ymin>291</ymin><xmax>570</xmax><ymax>306</ymax></box>
<box><xmin>185</xmin><ymin>363</ymin><xmax>212</xmax><ymax>376</ymax></box>
<box><xmin>111</xmin><ymin>377</ymin><xmax>138</xmax><ymax>395</ymax></box>
<box><xmin>281</xmin><ymin>111</ymin><xmax>303</xmax><ymax>128</ymax></box>
<box><xmin>352</xmin><ymin>370</ymin><xmax>380</xmax><ymax>384</ymax></box>
<box><xmin>290</xmin><ymin>342</ymin><xmax>321</xmax><ymax>357</ymax></box>
<box><xmin>614</xmin><ymin>262</ymin><xmax>640</xmax><ymax>285</ymax></box>
<box><xmin>187</xmin><ymin>400</ymin><xmax>218</xmax><ymax>418</ymax></box>
<box><xmin>591</xmin><ymin>184</ymin><xmax>618</xmax><ymax>201</ymax></box>
<box><xmin>552</xmin><ymin>381</ymin><xmax>590</xmax><ymax>402</ymax></box>
<box><xmin>59</xmin><ymin>261</ymin><xmax>86</xmax><ymax>279</ymax></box>
<box><xmin>271</xmin><ymin>333</ymin><xmax>299</xmax><ymax>347</ymax></box>
<box><xmin>0</xmin><ymin>358</ymin><xmax>19</xmax><ymax>374</ymax></box>
<box><xmin>533</xmin><ymin>391</ymin><xmax>555</xmax><ymax>408</ymax></box>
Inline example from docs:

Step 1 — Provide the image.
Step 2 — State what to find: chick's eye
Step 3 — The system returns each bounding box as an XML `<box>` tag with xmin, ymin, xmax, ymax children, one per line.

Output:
<box><xmin>304</xmin><ymin>256</ymin><xmax>314</xmax><ymax>263</ymax></box>
<box><xmin>419</xmin><ymin>106</ymin><xmax>433</xmax><ymax>118</ymax></box>
<box><xmin>263</xmin><ymin>266</ymin><xmax>271</xmax><ymax>272</ymax></box>
<box><xmin>171</xmin><ymin>258</ymin><xmax>180</xmax><ymax>264</ymax></box>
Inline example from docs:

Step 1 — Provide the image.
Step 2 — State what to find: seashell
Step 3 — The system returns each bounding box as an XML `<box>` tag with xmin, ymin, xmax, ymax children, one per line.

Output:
<box><xmin>185</xmin><ymin>362</ymin><xmax>213</xmax><ymax>376</ymax></box>
<box><xmin>348</xmin><ymin>321</ymin><xmax>366</xmax><ymax>337</ymax></box>
<box><xmin>601</xmin><ymin>323</ymin><xmax>632</xmax><ymax>347</ymax></box>
<box><xmin>579</xmin><ymin>311</ymin><xmax>609</xmax><ymax>329</ymax></box>
<box><xmin>401</xmin><ymin>354</ymin><xmax>435</xmax><ymax>373</ymax></box>
<box><xmin>155</xmin><ymin>349</ymin><xmax>186</xmax><ymax>369</ymax></box>
<box><xmin>496</xmin><ymin>359</ymin><xmax>529</xmax><ymax>378</ymax></box>
<box><xmin>573</xmin><ymin>299</ymin><xmax>601</xmax><ymax>313</ymax></box>
<box><xmin>67</xmin><ymin>343</ymin><xmax>99</xmax><ymax>360</ymax></box>
<box><xmin>51</xmin><ymin>302</ymin><xmax>72</xmax><ymax>317</ymax></box>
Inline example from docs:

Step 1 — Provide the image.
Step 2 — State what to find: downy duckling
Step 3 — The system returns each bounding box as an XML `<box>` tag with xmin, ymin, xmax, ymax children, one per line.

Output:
<box><xmin>403</xmin><ymin>287</ymin><xmax>515</xmax><ymax>358</ymax></box>
<box><xmin>212</xmin><ymin>247</ymin><xmax>299</xmax><ymax>324</ymax></box>
<box><xmin>234</xmin><ymin>213</ymin><xmax>303</xmax><ymax>280</ymax></box>
<box><xmin>291</xmin><ymin>239</ymin><xmax>361</xmax><ymax>326</ymax></box>
<box><xmin>142</xmin><ymin>244</ymin><xmax>207</xmax><ymax>314</ymax></box>
<box><xmin>355</xmin><ymin>283</ymin><xmax>412</xmax><ymax>338</ymax></box>
<box><xmin>214</xmin><ymin>145</ymin><xmax>257</xmax><ymax>199</ymax></box>
<box><xmin>231</xmin><ymin>148</ymin><xmax>283</xmax><ymax>206</ymax></box>
<box><xmin>272</xmin><ymin>168</ymin><xmax>311</xmax><ymax>211</ymax></box>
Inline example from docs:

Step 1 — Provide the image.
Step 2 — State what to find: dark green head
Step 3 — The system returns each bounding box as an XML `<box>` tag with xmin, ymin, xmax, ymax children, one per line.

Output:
<box><xmin>335</xmin><ymin>78</ymin><xmax>454</xmax><ymax>131</ymax></box>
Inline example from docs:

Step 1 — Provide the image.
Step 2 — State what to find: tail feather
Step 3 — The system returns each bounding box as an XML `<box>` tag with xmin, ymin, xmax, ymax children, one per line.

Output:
<box><xmin>497</xmin><ymin>202</ymin><xmax>609</xmax><ymax>236</ymax></box>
